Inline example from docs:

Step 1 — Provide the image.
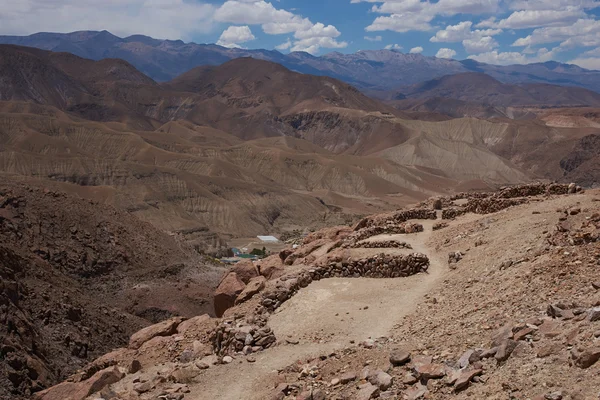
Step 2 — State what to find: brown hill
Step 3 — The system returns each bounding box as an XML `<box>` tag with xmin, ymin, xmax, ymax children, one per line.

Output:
<box><xmin>165</xmin><ymin>57</ymin><xmax>387</xmax><ymax>114</ymax></box>
<box><xmin>396</xmin><ymin>72</ymin><xmax>600</xmax><ymax>108</ymax></box>
<box><xmin>0</xmin><ymin>45</ymin><xmax>90</xmax><ymax>108</ymax></box>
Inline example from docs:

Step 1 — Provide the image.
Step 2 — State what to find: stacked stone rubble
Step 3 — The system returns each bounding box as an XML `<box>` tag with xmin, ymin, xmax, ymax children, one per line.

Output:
<box><xmin>349</xmin><ymin>222</ymin><xmax>424</xmax><ymax>242</ymax></box>
<box><xmin>211</xmin><ymin>320</ymin><xmax>276</xmax><ymax>356</ymax></box>
<box><xmin>356</xmin><ymin>209</ymin><xmax>437</xmax><ymax>231</ymax></box>
<box><xmin>345</xmin><ymin>240</ymin><xmax>412</xmax><ymax>249</ymax></box>
<box><xmin>442</xmin><ymin>208</ymin><xmax>467</xmax><ymax>220</ymax></box>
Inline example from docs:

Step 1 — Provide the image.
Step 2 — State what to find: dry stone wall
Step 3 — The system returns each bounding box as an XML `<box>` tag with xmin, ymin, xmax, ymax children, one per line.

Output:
<box><xmin>346</xmin><ymin>240</ymin><xmax>412</xmax><ymax>249</ymax></box>
<box><xmin>355</xmin><ymin>209</ymin><xmax>437</xmax><ymax>230</ymax></box>
<box><xmin>348</xmin><ymin>222</ymin><xmax>424</xmax><ymax>243</ymax></box>
<box><xmin>261</xmin><ymin>252</ymin><xmax>429</xmax><ymax>313</ymax></box>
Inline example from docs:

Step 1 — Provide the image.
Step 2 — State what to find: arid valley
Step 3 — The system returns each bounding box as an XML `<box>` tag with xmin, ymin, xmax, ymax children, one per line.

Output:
<box><xmin>1</xmin><ymin>7</ymin><xmax>600</xmax><ymax>400</ymax></box>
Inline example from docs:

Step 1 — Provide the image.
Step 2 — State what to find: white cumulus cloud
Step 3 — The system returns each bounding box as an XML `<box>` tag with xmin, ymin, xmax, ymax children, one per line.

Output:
<box><xmin>436</xmin><ymin>48</ymin><xmax>457</xmax><ymax>59</ymax></box>
<box><xmin>217</xmin><ymin>25</ymin><xmax>255</xmax><ymax>48</ymax></box>
<box><xmin>385</xmin><ymin>43</ymin><xmax>403</xmax><ymax>50</ymax></box>
<box><xmin>215</xmin><ymin>1</ymin><xmax>347</xmax><ymax>54</ymax></box>
<box><xmin>410</xmin><ymin>46</ymin><xmax>424</xmax><ymax>53</ymax></box>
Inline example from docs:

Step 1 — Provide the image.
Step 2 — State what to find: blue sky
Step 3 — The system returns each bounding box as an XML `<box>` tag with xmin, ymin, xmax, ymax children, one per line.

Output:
<box><xmin>2</xmin><ymin>1</ymin><xmax>600</xmax><ymax>68</ymax></box>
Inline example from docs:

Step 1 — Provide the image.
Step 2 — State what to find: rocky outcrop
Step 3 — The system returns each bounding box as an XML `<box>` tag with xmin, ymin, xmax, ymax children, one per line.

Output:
<box><xmin>213</xmin><ymin>272</ymin><xmax>246</xmax><ymax>317</ymax></box>
<box><xmin>235</xmin><ymin>276</ymin><xmax>267</xmax><ymax>305</ymax></box>
<box><xmin>128</xmin><ymin>317</ymin><xmax>184</xmax><ymax>350</ymax></box>
<box><xmin>34</xmin><ymin>366</ymin><xmax>124</xmax><ymax>400</ymax></box>
<box><xmin>230</xmin><ymin>260</ymin><xmax>259</xmax><ymax>284</ymax></box>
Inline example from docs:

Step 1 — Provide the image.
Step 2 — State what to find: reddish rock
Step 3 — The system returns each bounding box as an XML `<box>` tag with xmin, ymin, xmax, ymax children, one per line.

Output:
<box><xmin>539</xmin><ymin>320</ymin><xmax>562</xmax><ymax>338</ymax></box>
<box><xmin>389</xmin><ymin>349</ymin><xmax>411</xmax><ymax>366</ymax></box>
<box><xmin>411</xmin><ymin>355</ymin><xmax>433</xmax><ymax>369</ymax></box>
<box><xmin>514</xmin><ymin>327</ymin><xmax>535</xmax><ymax>341</ymax></box>
<box><xmin>491</xmin><ymin>324</ymin><xmax>513</xmax><ymax>346</ymax></box>
<box><xmin>177</xmin><ymin>314</ymin><xmax>211</xmax><ymax>334</ymax></box>
<box><xmin>404</xmin><ymin>383</ymin><xmax>428</xmax><ymax>400</ymax></box>
<box><xmin>368</xmin><ymin>370</ymin><xmax>393</xmax><ymax>390</ymax></box>
<box><xmin>573</xmin><ymin>347</ymin><xmax>600</xmax><ymax>368</ymax></box>
<box><xmin>231</xmin><ymin>260</ymin><xmax>259</xmax><ymax>284</ymax></box>
<box><xmin>588</xmin><ymin>307</ymin><xmax>600</xmax><ymax>322</ymax></box>
<box><xmin>357</xmin><ymin>383</ymin><xmax>379</xmax><ymax>400</ymax></box>
<box><xmin>129</xmin><ymin>317</ymin><xmax>184</xmax><ymax>350</ymax></box>
<box><xmin>536</xmin><ymin>343</ymin><xmax>562</xmax><ymax>358</ymax></box>
<box><xmin>235</xmin><ymin>276</ymin><xmax>267</xmax><ymax>305</ymax></box>
<box><xmin>35</xmin><ymin>366</ymin><xmax>124</xmax><ymax>400</ymax></box>
<box><xmin>495</xmin><ymin>339</ymin><xmax>518</xmax><ymax>362</ymax></box>
<box><xmin>454</xmin><ymin>369</ymin><xmax>482</xmax><ymax>392</ymax></box>
<box><xmin>414</xmin><ymin>363</ymin><xmax>446</xmax><ymax>380</ymax></box>
<box><xmin>257</xmin><ymin>255</ymin><xmax>285</xmax><ymax>280</ymax></box>
<box><xmin>340</xmin><ymin>371</ymin><xmax>357</xmax><ymax>384</ymax></box>
<box><xmin>213</xmin><ymin>272</ymin><xmax>246</xmax><ymax>317</ymax></box>
<box><xmin>279</xmin><ymin>249</ymin><xmax>293</xmax><ymax>262</ymax></box>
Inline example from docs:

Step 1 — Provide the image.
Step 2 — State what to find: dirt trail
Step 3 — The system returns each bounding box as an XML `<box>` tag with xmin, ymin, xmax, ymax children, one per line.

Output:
<box><xmin>187</xmin><ymin>218</ymin><xmax>448</xmax><ymax>400</ymax></box>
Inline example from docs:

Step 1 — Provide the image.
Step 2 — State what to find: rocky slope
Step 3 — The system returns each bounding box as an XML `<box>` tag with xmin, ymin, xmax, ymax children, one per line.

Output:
<box><xmin>0</xmin><ymin>177</ymin><xmax>220</xmax><ymax>400</ymax></box>
<box><xmin>30</xmin><ymin>182</ymin><xmax>600</xmax><ymax>400</ymax></box>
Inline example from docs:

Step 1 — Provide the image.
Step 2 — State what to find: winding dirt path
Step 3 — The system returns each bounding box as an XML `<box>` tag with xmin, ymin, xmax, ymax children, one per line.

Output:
<box><xmin>187</xmin><ymin>218</ymin><xmax>448</xmax><ymax>400</ymax></box>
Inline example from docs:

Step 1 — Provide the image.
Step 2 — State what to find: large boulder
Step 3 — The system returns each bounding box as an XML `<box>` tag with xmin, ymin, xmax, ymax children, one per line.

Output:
<box><xmin>214</xmin><ymin>272</ymin><xmax>246</xmax><ymax>317</ymax></box>
<box><xmin>231</xmin><ymin>260</ymin><xmax>259</xmax><ymax>284</ymax></box>
<box><xmin>34</xmin><ymin>366</ymin><xmax>123</xmax><ymax>400</ymax></box>
<box><xmin>129</xmin><ymin>317</ymin><xmax>184</xmax><ymax>350</ymax></box>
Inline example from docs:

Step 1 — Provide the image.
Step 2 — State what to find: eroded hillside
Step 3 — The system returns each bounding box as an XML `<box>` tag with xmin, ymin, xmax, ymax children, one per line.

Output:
<box><xmin>0</xmin><ymin>177</ymin><xmax>222</xmax><ymax>400</ymax></box>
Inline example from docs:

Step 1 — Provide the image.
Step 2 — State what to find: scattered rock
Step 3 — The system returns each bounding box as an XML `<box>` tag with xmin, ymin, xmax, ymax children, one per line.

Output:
<box><xmin>404</xmin><ymin>383</ymin><xmax>428</xmax><ymax>400</ymax></box>
<box><xmin>389</xmin><ymin>349</ymin><xmax>411</xmax><ymax>366</ymax></box>
<box><xmin>368</xmin><ymin>370</ymin><xmax>393</xmax><ymax>390</ymax></box>
<box><xmin>495</xmin><ymin>339</ymin><xmax>518</xmax><ymax>362</ymax></box>
<box><xmin>588</xmin><ymin>307</ymin><xmax>600</xmax><ymax>322</ymax></box>
<box><xmin>128</xmin><ymin>359</ymin><xmax>142</xmax><ymax>374</ymax></box>
<box><xmin>133</xmin><ymin>381</ymin><xmax>153</xmax><ymax>394</ymax></box>
<box><xmin>454</xmin><ymin>369</ymin><xmax>482</xmax><ymax>392</ymax></box>
<box><xmin>340</xmin><ymin>372</ymin><xmax>357</xmax><ymax>384</ymax></box>
<box><xmin>414</xmin><ymin>363</ymin><xmax>445</xmax><ymax>380</ymax></box>
<box><xmin>573</xmin><ymin>347</ymin><xmax>600</xmax><ymax>368</ymax></box>
<box><xmin>545</xmin><ymin>391</ymin><xmax>564</xmax><ymax>400</ymax></box>
<box><xmin>356</xmin><ymin>383</ymin><xmax>379</xmax><ymax>400</ymax></box>
<box><xmin>169</xmin><ymin>365</ymin><xmax>199</xmax><ymax>384</ymax></box>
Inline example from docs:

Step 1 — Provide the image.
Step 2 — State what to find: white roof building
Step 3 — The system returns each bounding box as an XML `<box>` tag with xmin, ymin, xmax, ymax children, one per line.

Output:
<box><xmin>257</xmin><ymin>235</ymin><xmax>279</xmax><ymax>243</ymax></box>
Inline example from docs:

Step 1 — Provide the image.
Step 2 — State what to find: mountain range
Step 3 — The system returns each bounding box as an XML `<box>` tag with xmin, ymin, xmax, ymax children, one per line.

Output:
<box><xmin>2</xmin><ymin>30</ymin><xmax>600</xmax><ymax>93</ymax></box>
<box><xmin>0</xmin><ymin>42</ymin><xmax>599</xmax><ymax>249</ymax></box>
